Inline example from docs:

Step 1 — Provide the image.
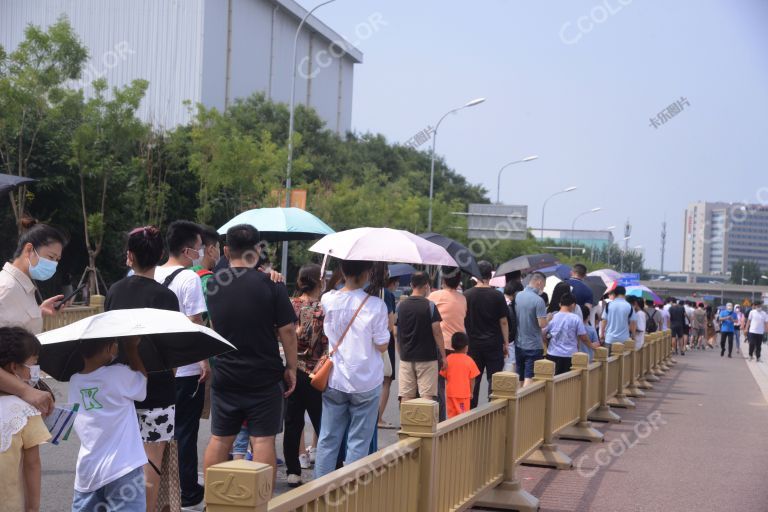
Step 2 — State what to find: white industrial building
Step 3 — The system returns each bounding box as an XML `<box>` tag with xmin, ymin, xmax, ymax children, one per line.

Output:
<box><xmin>0</xmin><ymin>0</ymin><xmax>363</xmax><ymax>133</ymax></box>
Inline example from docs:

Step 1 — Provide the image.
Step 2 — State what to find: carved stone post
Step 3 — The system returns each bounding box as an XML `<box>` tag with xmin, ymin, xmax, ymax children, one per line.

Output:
<box><xmin>623</xmin><ymin>339</ymin><xmax>645</xmax><ymax>397</ymax></box>
<box><xmin>399</xmin><ymin>398</ymin><xmax>439</xmax><ymax>512</ymax></box>
<box><xmin>588</xmin><ymin>346</ymin><xmax>621</xmax><ymax>423</ymax></box>
<box><xmin>205</xmin><ymin>460</ymin><xmax>272</xmax><ymax>512</ymax></box>
<box><xmin>607</xmin><ymin>342</ymin><xmax>636</xmax><ymax>409</ymax></box>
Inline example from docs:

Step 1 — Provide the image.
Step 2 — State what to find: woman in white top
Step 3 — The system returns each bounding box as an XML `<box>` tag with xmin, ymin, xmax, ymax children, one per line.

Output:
<box><xmin>0</xmin><ymin>220</ymin><xmax>67</xmax><ymax>415</ymax></box>
<box><xmin>314</xmin><ymin>259</ymin><xmax>390</xmax><ymax>478</ymax></box>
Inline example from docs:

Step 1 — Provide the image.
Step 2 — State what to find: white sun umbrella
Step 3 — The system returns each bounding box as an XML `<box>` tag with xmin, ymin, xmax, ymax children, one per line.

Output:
<box><xmin>588</xmin><ymin>269</ymin><xmax>622</xmax><ymax>287</ymax></box>
<box><xmin>543</xmin><ymin>275</ymin><xmax>563</xmax><ymax>299</ymax></box>
<box><xmin>38</xmin><ymin>309</ymin><xmax>235</xmax><ymax>382</ymax></box>
<box><xmin>309</xmin><ymin>227</ymin><xmax>458</xmax><ymax>266</ymax></box>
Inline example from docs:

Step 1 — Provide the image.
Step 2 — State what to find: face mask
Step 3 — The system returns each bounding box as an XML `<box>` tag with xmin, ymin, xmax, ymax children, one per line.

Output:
<box><xmin>17</xmin><ymin>364</ymin><xmax>40</xmax><ymax>386</ymax></box>
<box><xmin>191</xmin><ymin>247</ymin><xmax>205</xmax><ymax>268</ymax></box>
<box><xmin>28</xmin><ymin>249</ymin><xmax>58</xmax><ymax>281</ymax></box>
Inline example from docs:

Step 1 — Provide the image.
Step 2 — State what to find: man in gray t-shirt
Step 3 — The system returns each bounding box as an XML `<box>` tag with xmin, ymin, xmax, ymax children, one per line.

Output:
<box><xmin>514</xmin><ymin>272</ymin><xmax>548</xmax><ymax>386</ymax></box>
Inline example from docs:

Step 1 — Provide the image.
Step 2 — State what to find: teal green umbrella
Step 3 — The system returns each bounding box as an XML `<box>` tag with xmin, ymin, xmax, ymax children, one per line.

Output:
<box><xmin>218</xmin><ymin>207</ymin><xmax>334</xmax><ymax>242</ymax></box>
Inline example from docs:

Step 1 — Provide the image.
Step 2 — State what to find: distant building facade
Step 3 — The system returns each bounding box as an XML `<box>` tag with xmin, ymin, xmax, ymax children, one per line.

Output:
<box><xmin>0</xmin><ymin>0</ymin><xmax>363</xmax><ymax>133</ymax></box>
<box><xmin>683</xmin><ymin>201</ymin><xmax>768</xmax><ymax>275</ymax></box>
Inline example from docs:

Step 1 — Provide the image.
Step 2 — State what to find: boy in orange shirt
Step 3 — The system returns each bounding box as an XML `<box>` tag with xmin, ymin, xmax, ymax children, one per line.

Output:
<box><xmin>440</xmin><ymin>333</ymin><xmax>481</xmax><ymax>418</ymax></box>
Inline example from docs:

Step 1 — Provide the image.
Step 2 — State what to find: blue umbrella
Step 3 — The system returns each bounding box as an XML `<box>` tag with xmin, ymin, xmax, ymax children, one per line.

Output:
<box><xmin>539</xmin><ymin>264</ymin><xmax>572</xmax><ymax>280</ymax></box>
<box><xmin>218</xmin><ymin>207</ymin><xmax>334</xmax><ymax>242</ymax></box>
<box><xmin>388</xmin><ymin>263</ymin><xmax>417</xmax><ymax>278</ymax></box>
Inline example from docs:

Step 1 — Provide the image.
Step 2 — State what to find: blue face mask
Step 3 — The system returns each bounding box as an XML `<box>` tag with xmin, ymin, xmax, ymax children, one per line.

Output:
<box><xmin>28</xmin><ymin>249</ymin><xmax>58</xmax><ymax>281</ymax></box>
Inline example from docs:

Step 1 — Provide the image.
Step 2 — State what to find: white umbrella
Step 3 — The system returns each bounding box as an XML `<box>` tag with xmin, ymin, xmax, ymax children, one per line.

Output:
<box><xmin>588</xmin><ymin>269</ymin><xmax>622</xmax><ymax>287</ymax></box>
<box><xmin>38</xmin><ymin>309</ymin><xmax>235</xmax><ymax>382</ymax></box>
<box><xmin>309</xmin><ymin>227</ymin><xmax>458</xmax><ymax>266</ymax></box>
<box><xmin>543</xmin><ymin>275</ymin><xmax>563</xmax><ymax>299</ymax></box>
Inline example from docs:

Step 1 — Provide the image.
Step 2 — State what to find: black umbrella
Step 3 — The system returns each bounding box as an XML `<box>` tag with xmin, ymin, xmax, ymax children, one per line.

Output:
<box><xmin>584</xmin><ymin>275</ymin><xmax>608</xmax><ymax>304</ymax></box>
<box><xmin>0</xmin><ymin>174</ymin><xmax>36</xmax><ymax>196</ymax></box>
<box><xmin>419</xmin><ymin>232</ymin><xmax>482</xmax><ymax>278</ymax></box>
<box><xmin>496</xmin><ymin>253</ymin><xmax>558</xmax><ymax>276</ymax></box>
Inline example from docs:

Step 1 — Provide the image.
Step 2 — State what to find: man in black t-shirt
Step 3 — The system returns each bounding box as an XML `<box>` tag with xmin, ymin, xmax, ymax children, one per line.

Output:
<box><xmin>202</xmin><ymin>224</ymin><xmax>298</xmax><ymax>490</ymax></box>
<box><xmin>396</xmin><ymin>272</ymin><xmax>446</xmax><ymax>402</ymax></box>
<box><xmin>464</xmin><ymin>261</ymin><xmax>509</xmax><ymax>408</ymax></box>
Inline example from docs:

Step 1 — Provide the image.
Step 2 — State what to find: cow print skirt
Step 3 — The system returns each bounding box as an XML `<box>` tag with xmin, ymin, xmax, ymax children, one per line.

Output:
<box><xmin>137</xmin><ymin>405</ymin><xmax>176</xmax><ymax>443</ymax></box>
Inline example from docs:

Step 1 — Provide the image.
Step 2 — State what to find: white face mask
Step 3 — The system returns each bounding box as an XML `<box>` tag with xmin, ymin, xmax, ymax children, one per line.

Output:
<box><xmin>17</xmin><ymin>364</ymin><xmax>40</xmax><ymax>387</ymax></box>
<box><xmin>191</xmin><ymin>247</ymin><xmax>205</xmax><ymax>267</ymax></box>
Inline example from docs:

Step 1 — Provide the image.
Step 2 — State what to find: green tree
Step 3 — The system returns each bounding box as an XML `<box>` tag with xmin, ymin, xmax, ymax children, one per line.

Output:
<box><xmin>70</xmin><ymin>78</ymin><xmax>148</xmax><ymax>294</ymax></box>
<box><xmin>730</xmin><ymin>259</ymin><xmax>762</xmax><ymax>284</ymax></box>
<box><xmin>0</xmin><ymin>17</ymin><xmax>88</xmax><ymax>231</ymax></box>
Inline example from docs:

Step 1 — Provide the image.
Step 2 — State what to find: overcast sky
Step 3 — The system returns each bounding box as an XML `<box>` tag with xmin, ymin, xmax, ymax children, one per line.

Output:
<box><xmin>316</xmin><ymin>0</ymin><xmax>768</xmax><ymax>271</ymax></box>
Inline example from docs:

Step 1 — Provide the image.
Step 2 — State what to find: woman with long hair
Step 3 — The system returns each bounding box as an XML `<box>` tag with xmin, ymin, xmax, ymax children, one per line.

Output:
<box><xmin>104</xmin><ymin>226</ymin><xmax>180</xmax><ymax>511</ymax></box>
<box><xmin>365</xmin><ymin>262</ymin><xmax>397</xmax><ymax>429</ymax></box>
<box><xmin>283</xmin><ymin>264</ymin><xmax>328</xmax><ymax>487</ymax></box>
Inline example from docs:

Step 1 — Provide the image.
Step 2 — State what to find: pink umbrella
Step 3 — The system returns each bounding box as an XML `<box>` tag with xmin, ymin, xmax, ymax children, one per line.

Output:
<box><xmin>309</xmin><ymin>227</ymin><xmax>458</xmax><ymax>266</ymax></box>
<box><xmin>588</xmin><ymin>269</ymin><xmax>621</xmax><ymax>287</ymax></box>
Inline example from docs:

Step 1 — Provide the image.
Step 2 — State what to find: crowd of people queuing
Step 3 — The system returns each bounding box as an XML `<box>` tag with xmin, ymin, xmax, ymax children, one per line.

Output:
<box><xmin>1</xmin><ymin>220</ymin><xmax>767</xmax><ymax>511</ymax></box>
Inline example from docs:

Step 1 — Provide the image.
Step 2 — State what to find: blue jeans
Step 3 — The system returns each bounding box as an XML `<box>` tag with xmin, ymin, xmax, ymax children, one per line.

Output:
<box><xmin>314</xmin><ymin>385</ymin><xmax>381</xmax><ymax>478</ymax></box>
<box><xmin>72</xmin><ymin>466</ymin><xmax>145</xmax><ymax>511</ymax></box>
<box><xmin>232</xmin><ymin>424</ymin><xmax>250</xmax><ymax>456</ymax></box>
<box><xmin>514</xmin><ymin>347</ymin><xmax>543</xmax><ymax>380</ymax></box>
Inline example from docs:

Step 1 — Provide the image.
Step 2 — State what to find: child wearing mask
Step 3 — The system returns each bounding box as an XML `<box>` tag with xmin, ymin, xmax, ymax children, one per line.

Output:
<box><xmin>0</xmin><ymin>326</ymin><xmax>51</xmax><ymax>511</ymax></box>
<box><xmin>69</xmin><ymin>337</ymin><xmax>148</xmax><ymax>511</ymax></box>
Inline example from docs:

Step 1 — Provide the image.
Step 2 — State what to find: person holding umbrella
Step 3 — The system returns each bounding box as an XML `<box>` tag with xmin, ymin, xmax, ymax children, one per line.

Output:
<box><xmin>104</xmin><ymin>226</ymin><xmax>180</xmax><ymax>511</ymax></box>
<box><xmin>203</xmin><ymin>225</ymin><xmax>298</xmax><ymax>492</ymax></box>
<box><xmin>0</xmin><ymin>220</ymin><xmax>68</xmax><ymax>415</ymax></box>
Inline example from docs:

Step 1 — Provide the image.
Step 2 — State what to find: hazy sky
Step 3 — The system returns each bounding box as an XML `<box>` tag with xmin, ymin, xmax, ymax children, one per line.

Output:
<box><xmin>315</xmin><ymin>0</ymin><xmax>768</xmax><ymax>271</ymax></box>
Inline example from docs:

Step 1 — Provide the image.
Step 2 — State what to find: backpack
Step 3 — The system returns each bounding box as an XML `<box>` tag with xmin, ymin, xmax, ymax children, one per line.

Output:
<box><xmin>646</xmin><ymin>309</ymin><xmax>658</xmax><ymax>333</ymax></box>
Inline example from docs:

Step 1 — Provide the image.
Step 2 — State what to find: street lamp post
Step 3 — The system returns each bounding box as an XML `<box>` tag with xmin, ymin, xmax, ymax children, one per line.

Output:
<box><xmin>540</xmin><ymin>186</ymin><xmax>577</xmax><ymax>239</ymax></box>
<box><xmin>281</xmin><ymin>0</ymin><xmax>337</xmax><ymax>276</ymax></box>
<box><xmin>496</xmin><ymin>155</ymin><xmax>538</xmax><ymax>203</ymax></box>
<box><xmin>619</xmin><ymin>235</ymin><xmax>631</xmax><ymax>272</ymax></box>
<box><xmin>427</xmin><ymin>97</ymin><xmax>486</xmax><ymax>232</ymax></box>
<box><xmin>570</xmin><ymin>207</ymin><xmax>602</xmax><ymax>257</ymax></box>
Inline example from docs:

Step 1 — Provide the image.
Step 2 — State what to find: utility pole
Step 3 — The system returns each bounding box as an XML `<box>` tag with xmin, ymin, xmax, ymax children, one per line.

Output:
<box><xmin>660</xmin><ymin>220</ymin><xmax>667</xmax><ymax>275</ymax></box>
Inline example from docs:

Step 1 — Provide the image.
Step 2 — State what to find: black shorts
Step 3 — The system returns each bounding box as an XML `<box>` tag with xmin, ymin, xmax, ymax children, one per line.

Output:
<box><xmin>387</xmin><ymin>333</ymin><xmax>396</xmax><ymax>380</ymax></box>
<box><xmin>683</xmin><ymin>324</ymin><xmax>690</xmax><ymax>335</ymax></box>
<box><xmin>671</xmin><ymin>325</ymin><xmax>684</xmax><ymax>338</ymax></box>
<box><xmin>211</xmin><ymin>382</ymin><xmax>285</xmax><ymax>438</ymax></box>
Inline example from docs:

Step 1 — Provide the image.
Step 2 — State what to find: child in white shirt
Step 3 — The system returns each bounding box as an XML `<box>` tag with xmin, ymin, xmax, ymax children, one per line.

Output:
<box><xmin>69</xmin><ymin>337</ymin><xmax>148</xmax><ymax>512</ymax></box>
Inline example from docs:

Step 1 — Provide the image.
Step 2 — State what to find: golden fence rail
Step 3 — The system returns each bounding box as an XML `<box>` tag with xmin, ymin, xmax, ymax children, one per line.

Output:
<box><xmin>558</xmin><ymin>353</ymin><xmax>604</xmax><ymax>442</ymax></box>
<box><xmin>42</xmin><ymin>295</ymin><xmax>104</xmax><ymax>331</ymax></box>
<box><xmin>521</xmin><ymin>359</ymin><xmax>572</xmax><ymax>469</ymax></box>
<box><xmin>205</xmin><ymin>331</ymin><xmax>680</xmax><ymax>511</ymax></box>
<box><xmin>624</xmin><ymin>340</ymin><xmax>644</xmax><ymax>398</ymax></box>
<box><xmin>644</xmin><ymin>335</ymin><xmax>661</xmax><ymax>383</ymax></box>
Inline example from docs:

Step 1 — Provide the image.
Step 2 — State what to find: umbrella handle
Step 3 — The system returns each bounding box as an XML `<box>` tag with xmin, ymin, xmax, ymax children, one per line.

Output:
<box><xmin>320</xmin><ymin>254</ymin><xmax>329</xmax><ymax>293</ymax></box>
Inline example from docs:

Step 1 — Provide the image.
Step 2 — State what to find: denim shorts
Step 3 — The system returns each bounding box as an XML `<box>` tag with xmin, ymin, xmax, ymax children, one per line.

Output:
<box><xmin>514</xmin><ymin>347</ymin><xmax>543</xmax><ymax>380</ymax></box>
<box><xmin>72</xmin><ymin>466</ymin><xmax>145</xmax><ymax>512</ymax></box>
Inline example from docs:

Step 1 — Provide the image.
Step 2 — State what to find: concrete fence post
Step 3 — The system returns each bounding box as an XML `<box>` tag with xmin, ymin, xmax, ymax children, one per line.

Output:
<box><xmin>623</xmin><ymin>340</ymin><xmax>645</xmax><ymax>397</ymax></box>
<box><xmin>522</xmin><ymin>359</ymin><xmax>572</xmax><ymax>469</ymax></box>
<box><xmin>399</xmin><ymin>398</ymin><xmax>439</xmax><ymax>512</ymax></box>
<box><xmin>204</xmin><ymin>460</ymin><xmax>272</xmax><ymax>512</ymax></box>
<box><xmin>559</xmin><ymin>352</ymin><xmax>604</xmax><ymax>442</ymax></box>
<box><xmin>475</xmin><ymin>372</ymin><xmax>540</xmax><ymax>511</ymax></box>
<box><xmin>660</xmin><ymin>331</ymin><xmax>672</xmax><ymax>370</ymax></box>
<box><xmin>636</xmin><ymin>341</ymin><xmax>655</xmax><ymax>390</ymax></box>
<box><xmin>646</xmin><ymin>335</ymin><xmax>662</xmax><ymax>380</ymax></box>
<box><xmin>607</xmin><ymin>342</ymin><xmax>636</xmax><ymax>408</ymax></box>
<box><xmin>588</xmin><ymin>347</ymin><xmax>621</xmax><ymax>423</ymax></box>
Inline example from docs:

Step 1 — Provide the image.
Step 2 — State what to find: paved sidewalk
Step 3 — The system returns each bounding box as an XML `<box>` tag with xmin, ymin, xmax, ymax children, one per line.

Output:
<box><xmin>475</xmin><ymin>344</ymin><xmax>768</xmax><ymax>512</ymax></box>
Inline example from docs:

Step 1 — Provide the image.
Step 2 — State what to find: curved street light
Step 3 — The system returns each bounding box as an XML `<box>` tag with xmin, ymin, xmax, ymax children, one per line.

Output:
<box><xmin>540</xmin><ymin>186</ymin><xmax>577</xmax><ymax>239</ymax></box>
<box><xmin>427</xmin><ymin>97</ymin><xmax>486</xmax><ymax>231</ymax></box>
<box><xmin>570</xmin><ymin>207</ymin><xmax>602</xmax><ymax>257</ymax></box>
<box><xmin>282</xmin><ymin>0</ymin><xmax>337</xmax><ymax>276</ymax></box>
<box><xmin>496</xmin><ymin>155</ymin><xmax>539</xmax><ymax>203</ymax></box>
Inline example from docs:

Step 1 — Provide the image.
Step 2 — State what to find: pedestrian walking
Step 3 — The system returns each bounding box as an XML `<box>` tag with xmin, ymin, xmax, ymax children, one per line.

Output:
<box><xmin>630</xmin><ymin>297</ymin><xmax>647</xmax><ymax>349</ymax></box>
<box><xmin>600</xmin><ymin>286</ymin><xmax>635</xmax><ymax>354</ymax></box>
<box><xmin>580</xmin><ymin>304</ymin><xmax>601</xmax><ymax>362</ymax></box>
<box><xmin>203</xmin><ymin>225</ymin><xmax>298</xmax><ymax>494</ymax></box>
<box><xmin>745</xmin><ymin>301</ymin><xmax>766</xmax><ymax>362</ymax></box>
<box><xmin>365</xmin><ymin>263</ymin><xmax>397</xmax><ymax>429</ymax></box>
<box><xmin>282</xmin><ymin>264</ymin><xmax>327</xmax><ymax>487</ymax></box>
<box><xmin>566</xmin><ymin>263</ymin><xmax>594</xmax><ymax>307</ymax></box>
<box><xmin>464</xmin><ymin>261</ymin><xmax>509</xmax><ymax>405</ymax></box>
<box><xmin>545</xmin><ymin>293</ymin><xmax>590</xmax><ymax>374</ymax></box>
<box><xmin>514</xmin><ymin>271</ymin><xmax>548</xmax><ymax>387</ymax></box>
<box><xmin>668</xmin><ymin>299</ymin><xmax>687</xmax><ymax>356</ymax></box>
<box><xmin>691</xmin><ymin>302</ymin><xmax>707</xmax><ymax>350</ymax></box>
<box><xmin>104</xmin><ymin>225</ymin><xmax>180</xmax><ymax>511</ymax></box>
<box><xmin>733</xmin><ymin>305</ymin><xmax>744</xmax><ymax>355</ymax></box>
<box><xmin>154</xmin><ymin>220</ymin><xmax>209</xmax><ymax>509</ymax></box>
<box><xmin>439</xmin><ymin>332</ymin><xmax>480</xmax><ymax>418</ymax></box>
<box><xmin>314</xmin><ymin>260</ymin><xmax>390</xmax><ymax>478</ymax></box>
<box><xmin>719</xmin><ymin>303</ymin><xmax>737</xmax><ymax>358</ymax></box>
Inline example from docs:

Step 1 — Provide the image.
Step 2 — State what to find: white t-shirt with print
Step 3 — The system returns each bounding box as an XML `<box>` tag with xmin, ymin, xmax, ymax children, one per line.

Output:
<box><xmin>747</xmin><ymin>309</ymin><xmax>767</xmax><ymax>335</ymax></box>
<box><xmin>321</xmin><ymin>289</ymin><xmax>390</xmax><ymax>394</ymax></box>
<box><xmin>155</xmin><ymin>265</ymin><xmax>207</xmax><ymax>377</ymax></box>
<box><xmin>68</xmin><ymin>364</ymin><xmax>147</xmax><ymax>493</ymax></box>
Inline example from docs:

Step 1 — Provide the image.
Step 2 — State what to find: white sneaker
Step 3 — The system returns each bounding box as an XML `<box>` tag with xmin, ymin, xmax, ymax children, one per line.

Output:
<box><xmin>286</xmin><ymin>474</ymin><xmax>302</xmax><ymax>487</ymax></box>
<box><xmin>308</xmin><ymin>447</ymin><xmax>317</xmax><ymax>464</ymax></box>
<box><xmin>299</xmin><ymin>453</ymin><xmax>311</xmax><ymax>469</ymax></box>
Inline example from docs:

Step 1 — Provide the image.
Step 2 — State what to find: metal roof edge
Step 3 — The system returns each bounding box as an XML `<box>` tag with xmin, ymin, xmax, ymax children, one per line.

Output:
<box><xmin>275</xmin><ymin>0</ymin><xmax>364</xmax><ymax>63</ymax></box>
